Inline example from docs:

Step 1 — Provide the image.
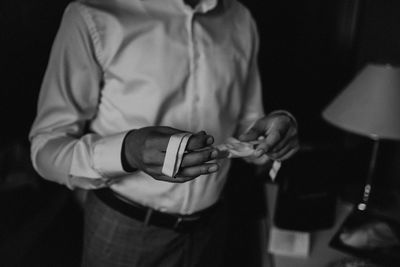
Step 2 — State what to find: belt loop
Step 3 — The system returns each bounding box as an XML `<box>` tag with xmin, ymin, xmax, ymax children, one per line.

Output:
<box><xmin>144</xmin><ymin>208</ymin><xmax>153</xmax><ymax>225</ymax></box>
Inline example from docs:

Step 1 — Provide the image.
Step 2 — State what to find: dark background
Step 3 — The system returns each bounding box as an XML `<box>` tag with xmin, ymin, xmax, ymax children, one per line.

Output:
<box><xmin>1</xmin><ymin>0</ymin><xmax>400</xmax><ymax>266</ymax></box>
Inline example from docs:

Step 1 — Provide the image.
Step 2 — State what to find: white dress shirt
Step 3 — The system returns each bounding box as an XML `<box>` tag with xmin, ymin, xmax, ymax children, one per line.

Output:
<box><xmin>29</xmin><ymin>0</ymin><xmax>265</xmax><ymax>214</ymax></box>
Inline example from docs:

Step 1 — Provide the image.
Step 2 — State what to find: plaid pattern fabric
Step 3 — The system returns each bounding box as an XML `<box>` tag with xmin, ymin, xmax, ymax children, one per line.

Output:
<box><xmin>81</xmin><ymin>191</ymin><xmax>228</xmax><ymax>267</ymax></box>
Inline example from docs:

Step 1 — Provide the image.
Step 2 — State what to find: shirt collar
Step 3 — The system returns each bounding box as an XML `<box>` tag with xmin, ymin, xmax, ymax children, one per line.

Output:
<box><xmin>141</xmin><ymin>0</ymin><xmax>220</xmax><ymax>14</ymax></box>
<box><xmin>193</xmin><ymin>0</ymin><xmax>218</xmax><ymax>13</ymax></box>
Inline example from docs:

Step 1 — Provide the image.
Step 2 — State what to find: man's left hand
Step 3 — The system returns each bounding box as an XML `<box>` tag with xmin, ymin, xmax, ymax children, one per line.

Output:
<box><xmin>239</xmin><ymin>113</ymin><xmax>299</xmax><ymax>162</ymax></box>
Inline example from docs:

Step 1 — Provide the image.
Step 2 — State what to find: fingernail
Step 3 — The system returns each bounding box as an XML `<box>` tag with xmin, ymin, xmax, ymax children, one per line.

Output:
<box><xmin>206</xmin><ymin>136</ymin><xmax>214</xmax><ymax>145</ymax></box>
<box><xmin>255</xmin><ymin>149</ymin><xmax>265</xmax><ymax>157</ymax></box>
<box><xmin>211</xmin><ymin>150</ymin><xmax>218</xmax><ymax>159</ymax></box>
<box><xmin>208</xmin><ymin>165</ymin><xmax>219</xmax><ymax>172</ymax></box>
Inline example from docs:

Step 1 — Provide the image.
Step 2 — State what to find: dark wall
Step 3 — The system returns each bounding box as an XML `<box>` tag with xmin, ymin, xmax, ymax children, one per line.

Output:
<box><xmin>0</xmin><ymin>2</ymin><xmax>81</xmax><ymax>266</ymax></box>
<box><xmin>0</xmin><ymin>0</ymin><xmax>72</xmax><ymax>145</ymax></box>
<box><xmin>246</xmin><ymin>0</ymin><xmax>400</xmax><ymax>146</ymax></box>
<box><xmin>245</xmin><ymin>0</ymin><xmax>363</xmax><ymax>144</ymax></box>
<box><xmin>356</xmin><ymin>0</ymin><xmax>400</xmax><ymax>67</ymax></box>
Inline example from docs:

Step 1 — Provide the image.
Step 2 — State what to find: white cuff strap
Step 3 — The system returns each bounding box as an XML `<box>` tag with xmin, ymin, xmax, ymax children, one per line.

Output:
<box><xmin>162</xmin><ymin>133</ymin><xmax>192</xmax><ymax>178</ymax></box>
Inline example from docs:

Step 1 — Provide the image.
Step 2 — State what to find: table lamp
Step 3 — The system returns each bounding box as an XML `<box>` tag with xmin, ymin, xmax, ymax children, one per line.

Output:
<box><xmin>322</xmin><ymin>64</ymin><xmax>400</xmax><ymax>211</ymax></box>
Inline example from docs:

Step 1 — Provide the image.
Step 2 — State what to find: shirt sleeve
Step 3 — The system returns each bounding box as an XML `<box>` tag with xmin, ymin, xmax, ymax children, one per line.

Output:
<box><xmin>236</xmin><ymin>15</ymin><xmax>266</xmax><ymax>137</ymax></box>
<box><xmin>29</xmin><ymin>3</ymin><xmax>128</xmax><ymax>190</ymax></box>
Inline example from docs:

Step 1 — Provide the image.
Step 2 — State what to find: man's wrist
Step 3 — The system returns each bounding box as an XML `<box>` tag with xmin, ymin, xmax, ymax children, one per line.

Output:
<box><xmin>121</xmin><ymin>130</ymin><xmax>138</xmax><ymax>173</ymax></box>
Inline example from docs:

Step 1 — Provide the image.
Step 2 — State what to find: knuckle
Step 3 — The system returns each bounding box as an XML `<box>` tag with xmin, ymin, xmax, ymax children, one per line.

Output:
<box><xmin>201</xmin><ymin>165</ymin><xmax>209</xmax><ymax>174</ymax></box>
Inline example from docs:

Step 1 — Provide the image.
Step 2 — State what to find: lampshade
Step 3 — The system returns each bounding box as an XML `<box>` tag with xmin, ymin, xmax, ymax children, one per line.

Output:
<box><xmin>322</xmin><ymin>64</ymin><xmax>400</xmax><ymax>140</ymax></box>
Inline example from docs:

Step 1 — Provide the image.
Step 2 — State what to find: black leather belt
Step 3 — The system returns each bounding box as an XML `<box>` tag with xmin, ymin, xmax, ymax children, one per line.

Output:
<box><xmin>94</xmin><ymin>187</ymin><xmax>220</xmax><ymax>232</ymax></box>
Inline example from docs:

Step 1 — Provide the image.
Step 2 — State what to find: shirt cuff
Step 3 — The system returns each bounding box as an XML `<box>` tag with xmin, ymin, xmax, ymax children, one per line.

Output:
<box><xmin>92</xmin><ymin>131</ymin><xmax>129</xmax><ymax>178</ymax></box>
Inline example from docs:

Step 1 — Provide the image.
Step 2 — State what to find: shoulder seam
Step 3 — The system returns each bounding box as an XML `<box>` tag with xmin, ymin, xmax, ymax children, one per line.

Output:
<box><xmin>74</xmin><ymin>2</ymin><xmax>106</xmax><ymax>70</ymax></box>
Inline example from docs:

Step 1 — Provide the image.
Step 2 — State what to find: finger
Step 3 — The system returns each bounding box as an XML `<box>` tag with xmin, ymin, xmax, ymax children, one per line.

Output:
<box><xmin>267</xmin><ymin>138</ymin><xmax>297</xmax><ymax>159</ymax></box>
<box><xmin>147</xmin><ymin>145</ymin><xmax>221</xmax><ymax>170</ymax></box>
<box><xmin>155</xmin><ymin>175</ymin><xmax>195</xmax><ymax>183</ymax></box>
<box><xmin>176</xmin><ymin>163</ymin><xmax>219</xmax><ymax>178</ymax></box>
<box><xmin>244</xmin><ymin>154</ymin><xmax>271</xmax><ymax>165</ymax></box>
<box><xmin>239</xmin><ymin>120</ymin><xmax>266</xmax><ymax>142</ymax></box>
<box><xmin>146</xmin><ymin>161</ymin><xmax>219</xmax><ymax>182</ymax></box>
<box><xmin>180</xmin><ymin>148</ymin><xmax>218</xmax><ymax>168</ymax></box>
<box><xmin>186</xmin><ymin>131</ymin><xmax>214</xmax><ymax>151</ymax></box>
<box><xmin>255</xmin><ymin>130</ymin><xmax>282</xmax><ymax>154</ymax></box>
<box><xmin>267</xmin><ymin>139</ymin><xmax>299</xmax><ymax>160</ymax></box>
<box><xmin>252</xmin><ymin>154</ymin><xmax>271</xmax><ymax>165</ymax></box>
<box><xmin>274</xmin><ymin>146</ymin><xmax>299</xmax><ymax>161</ymax></box>
<box><xmin>169</xmin><ymin>176</ymin><xmax>196</xmax><ymax>183</ymax></box>
<box><xmin>270</xmin><ymin>126</ymin><xmax>298</xmax><ymax>153</ymax></box>
<box><xmin>144</xmin><ymin>166</ymin><xmax>192</xmax><ymax>183</ymax></box>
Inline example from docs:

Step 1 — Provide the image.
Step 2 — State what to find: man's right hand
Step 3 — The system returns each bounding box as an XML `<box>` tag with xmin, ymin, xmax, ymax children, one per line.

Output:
<box><xmin>123</xmin><ymin>126</ymin><xmax>223</xmax><ymax>183</ymax></box>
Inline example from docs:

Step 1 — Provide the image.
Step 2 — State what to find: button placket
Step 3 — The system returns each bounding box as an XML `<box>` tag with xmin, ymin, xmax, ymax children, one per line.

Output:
<box><xmin>186</xmin><ymin>12</ymin><xmax>200</xmax><ymax>130</ymax></box>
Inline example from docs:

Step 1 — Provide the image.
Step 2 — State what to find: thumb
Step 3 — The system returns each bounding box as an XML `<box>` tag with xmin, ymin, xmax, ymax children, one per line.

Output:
<box><xmin>239</xmin><ymin>120</ymin><xmax>265</xmax><ymax>142</ymax></box>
